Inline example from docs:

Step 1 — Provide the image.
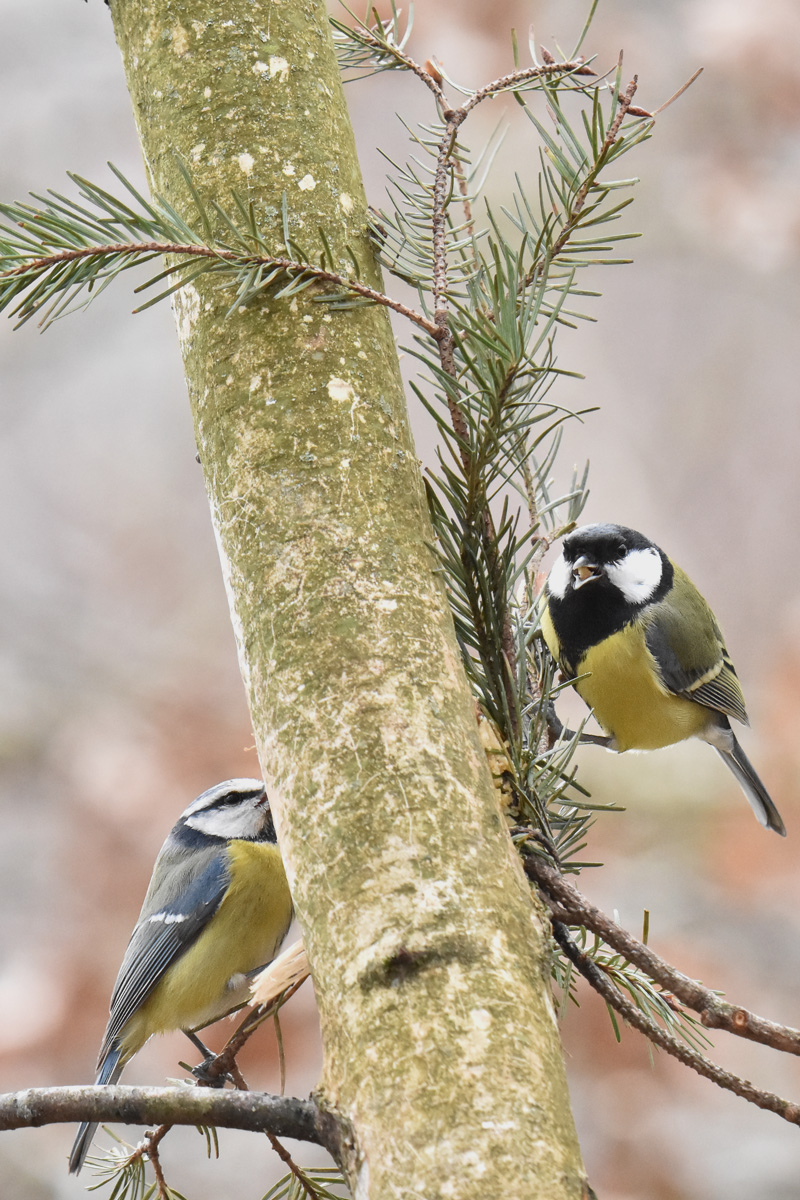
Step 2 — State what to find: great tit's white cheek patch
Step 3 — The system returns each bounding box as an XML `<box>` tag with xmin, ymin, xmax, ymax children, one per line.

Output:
<box><xmin>547</xmin><ymin>553</ymin><xmax>571</xmax><ymax>600</ymax></box>
<box><xmin>605</xmin><ymin>546</ymin><xmax>663</xmax><ymax>603</ymax></box>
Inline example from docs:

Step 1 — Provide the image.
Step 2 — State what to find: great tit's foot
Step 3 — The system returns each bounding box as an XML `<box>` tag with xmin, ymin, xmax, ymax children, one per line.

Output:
<box><xmin>577</xmin><ymin>731</ymin><xmax>613</xmax><ymax>748</ymax></box>
<box><xmin>545</xmin><ymin>705</ymin><xmax>612</xmax><ymax>749</ymax></box>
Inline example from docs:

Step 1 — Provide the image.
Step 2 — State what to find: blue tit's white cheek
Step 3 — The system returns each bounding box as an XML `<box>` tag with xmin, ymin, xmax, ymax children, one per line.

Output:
<box><xmin>186</xmin><ymin>804</ymin><xmax>267</xmax><ymax>840</ymax></box>
<box><xmin>605</xmin><ymin>546</ymin><xmax>663</xmax><ymax>604</ymax></box>
<box><xmin>547</xmin><ymin>553</ymin><xmax>572</xmax><ymax>600</ymax></box>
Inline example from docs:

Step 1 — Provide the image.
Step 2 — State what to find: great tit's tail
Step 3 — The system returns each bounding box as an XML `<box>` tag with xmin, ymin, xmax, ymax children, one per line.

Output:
<box><xmin>68</xmin><ymin>1043</ymin><xmax>125</xmax><ymax>1174</ymax></box>
<box><xmin>714</xmin><ymin>733</ymin><xmax>786</xmax><ymax>837</ymax></box>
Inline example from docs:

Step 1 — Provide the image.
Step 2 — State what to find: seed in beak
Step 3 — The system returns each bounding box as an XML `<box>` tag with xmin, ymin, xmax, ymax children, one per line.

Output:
<box><xmin>571</xmin><ymin>556</ymin><xmax>599</xmax><ymax>588</ymax></box>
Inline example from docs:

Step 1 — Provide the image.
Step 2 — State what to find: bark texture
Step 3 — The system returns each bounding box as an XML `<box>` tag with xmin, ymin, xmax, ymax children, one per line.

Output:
<box><xmin>110</xmin><ymin>2</ymin><xmax>587</xmax><ymax>1196</ymax></box>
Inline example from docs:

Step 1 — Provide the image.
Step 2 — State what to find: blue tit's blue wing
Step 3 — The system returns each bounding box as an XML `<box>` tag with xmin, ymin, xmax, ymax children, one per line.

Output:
<box><xmin>97</xmin><ymin>849</ymin><xmax>230</xmax><ymax>1064</ymax></box>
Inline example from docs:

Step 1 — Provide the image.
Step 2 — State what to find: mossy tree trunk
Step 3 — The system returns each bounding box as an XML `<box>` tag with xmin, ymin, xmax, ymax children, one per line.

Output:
<box><xmin>109</xmin><ymin>1</ymin><xmax>588</xmax><ymax>1195</ymax></box>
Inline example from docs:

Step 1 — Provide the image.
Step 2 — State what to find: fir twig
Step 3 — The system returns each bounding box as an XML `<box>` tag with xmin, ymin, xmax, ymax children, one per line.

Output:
<box><xmin>141</xmin><ymin>1123</ymin><xmax>173</xmax><ymax>1200</ymax></box>
<box><xmin>526</xmin><ymin>855</ymin><xmax>800</xmax><ymax>1056</ymax></box>
<box><xmin>266</xmin><ymin>1133</ymin><xmax>322</xmax><ymax>1200</ymax></box>
<box><xmin>551</xmin><ymin>921</ymin><xmax>800</xmax><ymax>1128</ymax></box>
<box><xmin>0</xmin><ymin>233</ymin><xmax>437</xmax><ymax>335</ymax></box>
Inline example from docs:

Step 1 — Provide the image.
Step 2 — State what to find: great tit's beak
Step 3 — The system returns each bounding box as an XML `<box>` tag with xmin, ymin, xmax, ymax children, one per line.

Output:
<box><xmin>571</xmin><ymin>555</ymin><xmax>601</xmax><ymax>589</ymax></box>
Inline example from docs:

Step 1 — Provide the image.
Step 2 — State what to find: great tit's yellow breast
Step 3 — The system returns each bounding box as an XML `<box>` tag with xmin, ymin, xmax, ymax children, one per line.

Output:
<box><xmin>576</xmin><ymin>622</ymin><xmax>712</xmax><ymax>751</ymax></box>
<box><xmin>120</xmin><ymin>840</ymin><xmax>292</xmax><ymax>1057</ymax></box>
<box><xmin>540</xmin><ymin>603</ymin><xmax>560</xmax><ymax>664</ymax></box>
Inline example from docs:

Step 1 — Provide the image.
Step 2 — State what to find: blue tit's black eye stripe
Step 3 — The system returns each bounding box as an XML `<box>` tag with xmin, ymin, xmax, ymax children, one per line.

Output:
<box><xmin>98</xmin><ymin>852</ymin><xmax>230</xmax><ymax>1065</ymax></box>
<box><xmin>217</xmin><ymin>786</ymin><xmax>264</xmax><ymax>806</ymax></box>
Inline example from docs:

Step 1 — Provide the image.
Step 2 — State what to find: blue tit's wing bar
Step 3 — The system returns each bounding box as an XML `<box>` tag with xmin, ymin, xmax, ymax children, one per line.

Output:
<box><xmin>97</xmin><ymin>851</ymin><xmax>230</xmax><ymax>1064</ymax></box>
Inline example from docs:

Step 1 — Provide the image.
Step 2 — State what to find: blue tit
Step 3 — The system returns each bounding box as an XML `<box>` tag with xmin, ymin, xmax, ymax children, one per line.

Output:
<box><xmin>68</xmin><ymin>778</ymin><xmax>293</xmax><ymax>1174</ymax></box>
<box><xmin>541</xmin><ymin>523</ymin><xmax>786</xmax><ymax>836</ymax></box>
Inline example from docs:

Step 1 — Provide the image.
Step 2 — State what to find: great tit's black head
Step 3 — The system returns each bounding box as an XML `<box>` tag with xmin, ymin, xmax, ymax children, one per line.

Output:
<box><xmin>175</xmin><ymin>778</ymin><xmax>276</xmax><ymax>845</ymax></box>
<box><xmin>547</xmin><ymin>523</ymin><xmax>669</xmax><ymax>607</ymax></box>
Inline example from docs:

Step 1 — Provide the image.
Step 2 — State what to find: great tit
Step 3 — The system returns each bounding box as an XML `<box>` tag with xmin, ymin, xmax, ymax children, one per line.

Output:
<box><xmin>541</xmin><ymin>523</ymin><xmax>786</xmax><ymax>836</ymax></box>
<box><xmin>68</xmin><ymin>778</ymin><xmax>293</xmax><ymax>1174</ymax></box>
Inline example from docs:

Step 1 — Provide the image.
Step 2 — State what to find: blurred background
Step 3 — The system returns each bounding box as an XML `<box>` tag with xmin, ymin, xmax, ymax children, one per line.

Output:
<box><xmin>1</xmin><ymin>1</ymin><xmax>799</xmax><ymax>1197</ymax></box>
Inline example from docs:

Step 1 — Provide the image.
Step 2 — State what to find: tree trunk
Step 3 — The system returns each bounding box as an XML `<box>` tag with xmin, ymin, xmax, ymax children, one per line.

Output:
<box><xmin>109</xmin><ymin>1</ymin><xmax>587</xmax><ymax>1195</ymax></box>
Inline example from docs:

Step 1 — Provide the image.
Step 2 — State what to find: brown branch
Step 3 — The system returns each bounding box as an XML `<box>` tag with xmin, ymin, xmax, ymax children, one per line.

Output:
<box><xmin>200</xmin><ymin>978</ymin><xmax>309</xmax><ymax>1087</ymax></box>
<box><xmin>142</xmin><ymin>1123</ymin><xmax>173</xmax><ymax>1200</ymax></box>
<box><xmin>0</xmin><ymin>1084</ymin><xmax>335</xmax><ymax>1149</ymax></box>
<box><xmin>2</xmin><ymin>243</ymin><xmax>439</xmax><ymax>338</ymax></box>
<box><xmin>452</xmin><ymin>158</ymin><xmax>476</xmax><ymax>244</ymax></box>
<box><xmin>525</xmin><ymin>854</ymin><xmax>800</xmax><ymax>1057</ymax></box>
<box><xmin>267</xmin><ymin>1132</ymin><xmax>322</xmax><ymax>1200</ymax></box>
<box><xmin>461</xmin><ymin>60</ymin><xmax>597</xmax><ymax>117</ymax></box>
<box><xmin>551</xmin><ymin>920</ymin><xmax>800</xmax><ymax>1127</ymax></box>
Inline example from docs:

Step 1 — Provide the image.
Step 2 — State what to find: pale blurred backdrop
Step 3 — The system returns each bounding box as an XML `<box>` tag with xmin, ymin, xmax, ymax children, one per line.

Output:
<box><xmin>1</xmin><ymin>2</ymin><xmax>799</xmax><ymax>1198</ymax></box>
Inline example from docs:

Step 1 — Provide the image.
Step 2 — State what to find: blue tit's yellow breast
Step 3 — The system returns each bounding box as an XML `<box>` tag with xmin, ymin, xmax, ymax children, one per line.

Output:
<box><xmin>121</xmin><ymin>840</ymin><xmax>292</xmax><ymax>1056</ymax></box>
<box><xmin>574</xmin><ymin>622</ymin><xmax>712</xmax><ymax>751</ymax></box>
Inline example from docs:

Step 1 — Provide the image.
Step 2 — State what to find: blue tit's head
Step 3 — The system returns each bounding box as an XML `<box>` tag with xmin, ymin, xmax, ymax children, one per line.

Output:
<box><xmin>175</xmin><ymin>778</ymin><xmax>275</xmax><ymax>845</ymax></box>
<box><xmin>547</xmin><ymin>523</ymin><xmax>670</xmax><ymax>608</ymax></box>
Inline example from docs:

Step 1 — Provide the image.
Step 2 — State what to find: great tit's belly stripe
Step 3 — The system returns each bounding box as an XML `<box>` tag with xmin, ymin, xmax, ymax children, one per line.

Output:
<box><xmin>573</xmin><ymin>625</ymin><xmax>713</xmax><ymax>751</ymax></box>
<box><xmin>118</xmin><ymin>840</ymin><xmax>292</xmax><ymax>1058</ymax></box>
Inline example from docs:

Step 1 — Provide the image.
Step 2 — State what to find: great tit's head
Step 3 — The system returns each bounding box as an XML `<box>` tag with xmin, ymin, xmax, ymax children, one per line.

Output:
<box><xmin>178</xmin><ymin>778</ymin><xmax>274</xmax><ymax>843</ymax></box>
<box><xmin>547</xmin><ymin>523</ymin><xmax>667</xmax><ymax>606</ymax></box>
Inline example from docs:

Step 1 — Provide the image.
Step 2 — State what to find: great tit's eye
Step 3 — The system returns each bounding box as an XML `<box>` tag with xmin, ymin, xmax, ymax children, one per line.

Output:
<box><xmin>615</xmin><ymin>544</ymin><xmax>627</xmax><ymax>558</ymax></box>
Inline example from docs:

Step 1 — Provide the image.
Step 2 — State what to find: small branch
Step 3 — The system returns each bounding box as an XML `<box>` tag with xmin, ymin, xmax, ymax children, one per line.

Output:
<box><xmin>0</xmin><ymin>1084</ymin><xmax>336</xmax><ymax>1150</ymax></box>
<box><xmin>200</xmin><ymin>977</ymin><xmax>310</xmax><ymax>1087</ymax></box>
<box><xmin>360</xmin><ymin>35</ymin><xmax>448</xmax><ymax>107</ymax></box>
<box><xmin>452</xmin><ymin>159</ymin><xmax>475</xmax><ymax>244</ymax></box>
<box><xmin>142</xmin><ymin>1124</ymin><xmax>173</xmax><ymax>1200</ymax></box>
<box><xmin>551</xmin><ymin>921</ymin><xmax>800</xmax><ymax>1128</ymax></box>
<box><xmin>461</xmin><ymin>60</ymin><xmax>597</xmax><ymax>116</ymax></box>
<box><xmin>267</xmin><ymin>1132</ymin><xmax>322</xmax><ymax>1200</ymax></box>
<box><xmin>1</xmin><ymin>243</ymin><xmax>439</xmax><ymax>337</ymax></box>
<box><xmin>525</xmin><ymin>854</ymin><xmax>800</xmax><ymax>1057</ymax></box>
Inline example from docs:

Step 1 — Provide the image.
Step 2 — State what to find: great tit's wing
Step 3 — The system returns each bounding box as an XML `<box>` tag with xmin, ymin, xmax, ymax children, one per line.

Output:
<box><xmin>97</xmin><ymin>848</ymin><xmax>230</xmax><ymax>1066</ymax></box>
<box><xmin>642</xmin><ymin>566</ymin><xmax>749</xmax><ymax>725</ymax></box>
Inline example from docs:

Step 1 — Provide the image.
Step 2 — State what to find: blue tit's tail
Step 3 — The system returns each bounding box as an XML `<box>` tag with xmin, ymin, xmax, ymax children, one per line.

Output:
<box><xmin>68</xmin><ymin>1043</ymin><xmax>125</xmax><ymax>1174</ymax></box>
<box><xmin>715</xmin><ymin>733</ymin><xmax>786</xmax><ymax>837</ymax></box>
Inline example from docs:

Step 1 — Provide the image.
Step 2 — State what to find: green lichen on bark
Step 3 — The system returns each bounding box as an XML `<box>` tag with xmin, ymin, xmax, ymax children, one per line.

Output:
<box><xmin>109</xmin><ymin>1</ymin><xmax>587</xmax><ymax>1195</ymax></box>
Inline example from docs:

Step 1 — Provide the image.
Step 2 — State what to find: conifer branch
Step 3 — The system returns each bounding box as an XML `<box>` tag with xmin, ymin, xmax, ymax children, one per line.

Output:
<box><xmin>0</xmin><ymin>236</ymin><xmax>437</xmax><ymax>335</ymax></box>
<box><xmin>551</xmin><ymin>921</ymin><xmax>800</xmax><ymax>1128</ymax></box>
<box><xmin>527</xmin><ymin>854</ymin><xmax>800</xmax><ymax>1057</ymax></box>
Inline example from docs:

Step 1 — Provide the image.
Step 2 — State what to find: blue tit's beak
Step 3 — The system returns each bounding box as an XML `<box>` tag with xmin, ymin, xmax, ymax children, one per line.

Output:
<box><xmin>571</xmin><ymin>555</ymin><xmax>601</xmax><ymax>589</ymax></box>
